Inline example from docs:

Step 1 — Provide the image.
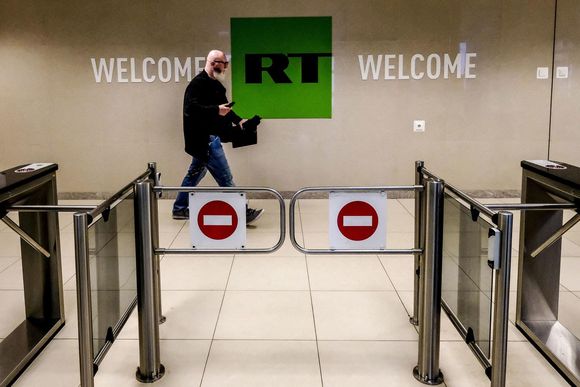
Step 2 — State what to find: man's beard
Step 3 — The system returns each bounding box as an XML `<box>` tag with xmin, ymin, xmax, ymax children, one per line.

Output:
<box><xmin>214</xmin><ymin>70</ymin><xmax>227</xmax><ymax>83</ymax></box>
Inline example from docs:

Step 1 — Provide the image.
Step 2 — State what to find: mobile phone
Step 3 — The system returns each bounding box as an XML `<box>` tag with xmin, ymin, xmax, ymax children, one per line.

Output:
<box><xmin>225</xmin><ymin>101</ymin><xmax>235</xmax><ymax>108</ymax></box>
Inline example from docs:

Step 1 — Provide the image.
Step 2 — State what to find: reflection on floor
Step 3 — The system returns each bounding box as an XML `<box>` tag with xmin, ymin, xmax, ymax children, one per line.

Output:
<box><xmin>0</xmin><ymin>199</ymin><xmax>577</xmax><ymax>386</ymax></box>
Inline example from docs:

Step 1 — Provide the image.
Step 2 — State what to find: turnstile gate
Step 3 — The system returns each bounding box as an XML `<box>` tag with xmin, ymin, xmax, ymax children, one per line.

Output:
<box><xmin>516</xmin><ymin>160</ymin><xmax>580</xmax><ymax>385</ymax></box>
<box><xmin>0</xmin><ymin>164</ymin><xmax>65</xmax><ymax>386</ymax></box>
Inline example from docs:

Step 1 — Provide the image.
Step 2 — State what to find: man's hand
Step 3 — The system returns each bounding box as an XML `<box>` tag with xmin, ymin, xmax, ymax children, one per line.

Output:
<box><xmin>239</xmin><ymin>118</ymin><xmax>248</xmax><ymax>128</ymax></box>
<box><xmin>218</xmin><ymin>104</ymin><xmax>231</xmax><ymax>116</ymax></box>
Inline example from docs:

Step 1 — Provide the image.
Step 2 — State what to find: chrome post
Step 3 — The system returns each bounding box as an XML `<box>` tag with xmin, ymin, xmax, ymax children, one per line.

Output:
<box><xmin>491</xmin><ymin>211</ymin><xmax>513</xmax><ymax>387</ymax></box>
<box><xmin>414</xmin><ymin>178</ymin><xmax>444</xmax><ymax>385</ymax></box>
<box><xmin>134</xmin><ymin>180</ymin><xmax>165</xmax><ymax>382</ymax></box>
<box><xmin>412</xmin><ymin>160</ymin><xmax>424</xmax><ymax>325</ymax></box>
<box><xmin>74</xmin><ymin>213</ymin><xmax>95</xmax><ymax>387</ymax></box>
<box><xmin>148</xmin><ymin>163</ymin><xmax>165</xmax><ymax>324</ymax></box>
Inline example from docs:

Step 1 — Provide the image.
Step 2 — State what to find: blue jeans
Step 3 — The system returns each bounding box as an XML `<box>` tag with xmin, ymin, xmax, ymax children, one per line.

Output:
<box><xmin>173</xmin><ymin>136</ymin><xmax>235</xmax><ymax>213</ymax></box>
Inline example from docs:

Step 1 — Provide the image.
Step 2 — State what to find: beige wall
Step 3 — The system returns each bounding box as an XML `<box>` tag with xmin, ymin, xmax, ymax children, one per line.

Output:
<box><xmin>550</xmin><ymin>0</ymin><xmax>580</xmax><ymax>166</ymax></box>
<box><xmin>0</xmin><ymin>0</ymin><xmax>570</xmax><ymax>194</ymax></box>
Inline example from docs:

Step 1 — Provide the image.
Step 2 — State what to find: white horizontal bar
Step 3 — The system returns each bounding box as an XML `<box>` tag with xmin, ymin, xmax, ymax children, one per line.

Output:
<box><xmin>343</xmin><ymin>216</ymin><xmax>373</xmax><ymax>227</ymax></box>
<box><xmin>203</xmin><ymin>215</ymin><xmax>232</xmax><ymax>226</ymax></box>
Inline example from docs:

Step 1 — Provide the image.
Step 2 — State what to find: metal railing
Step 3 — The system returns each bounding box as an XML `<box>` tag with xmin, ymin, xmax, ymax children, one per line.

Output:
<box><xmin>122</xmin><ymin>171</ymin><xmax>287</xmax><ymax>385</ymax></box>
<box><xmin>154</xmin><ymin>186</ymin><xmax>286</xmax><ymax>254</ymax></box>
<box><xmin>288</xmin><ymin>185</ymin><xmax>423</xmax><ymax>255</ymax></box>
<box><xmin>415</xmin><ymin>164</ymin><xmax>513</xmax><ymax>387</ymax></box>
<box><xmin>63</xmin><ymin>159</ymin><xmax>564</xmax><ymax>387</ymax></box>
<box><xmin>73</xmin><ymin>167</ymin><xmax>154</xmax><ymax>387</ymax></box>
<box><xmin>286</xmin><ymin>173</ymin><xmax>443</xmax><ymax>384</ymax></box>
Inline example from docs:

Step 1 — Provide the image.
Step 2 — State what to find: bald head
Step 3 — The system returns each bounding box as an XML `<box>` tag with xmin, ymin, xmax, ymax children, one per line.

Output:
<box><xmin>205</xmin><ymin>50</ymin><xmax>228</xmax><ymax>80</ymax></box>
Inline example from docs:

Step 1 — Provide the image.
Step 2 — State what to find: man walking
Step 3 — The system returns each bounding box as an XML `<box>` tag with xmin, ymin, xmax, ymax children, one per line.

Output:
<box><xmin>172</xmin><ymin>50</ymin><xmax>263</xmax><ymax>224</ymax></box>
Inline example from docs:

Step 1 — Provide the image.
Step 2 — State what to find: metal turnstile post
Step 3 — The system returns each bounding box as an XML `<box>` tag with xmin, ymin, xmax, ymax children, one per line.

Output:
<box><xmin>414</xmin><ymin>178</ymin><xmax>444</xmax><ymax>385</ymax></box>
<box><xmin>0</xmin><ymin>164</ymin><xmax>65</xmax><ymax>386</ymax></box>
<box><xmin>134</xmin><ymin>180</ymin><xmax>165</xmax><ymax>382</ymax></box>
<box><xmin>412</xmin><ymin>160</ymin><xmax>425</xmax><ymax>325</ymax></box>
<box><xmin>491</xmin><ymin>212</ymin><xmax>513</xmax><ymax>387</ymax></box>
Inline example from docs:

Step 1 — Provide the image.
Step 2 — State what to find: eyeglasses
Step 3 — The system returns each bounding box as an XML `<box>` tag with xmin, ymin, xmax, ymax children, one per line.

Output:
<box><xmin>212</xmin><ymin>60</ymin><xmax>229</xmax><ymax>67</ymax></box>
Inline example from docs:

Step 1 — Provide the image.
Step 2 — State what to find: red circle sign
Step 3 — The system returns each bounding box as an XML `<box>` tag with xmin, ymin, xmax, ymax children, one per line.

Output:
<box><xmin>337</xmin><ymin>201</ymin><xmax>378</xmax><ymax>241</ymax></box>
<box><xmin>197</xmin><ymin>200</ymin><xmax>238</xmax><ymax>240</ymax></box>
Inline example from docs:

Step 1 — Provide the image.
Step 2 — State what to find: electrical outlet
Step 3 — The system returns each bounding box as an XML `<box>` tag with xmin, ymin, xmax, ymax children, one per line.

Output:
<box><xmin>556</xmin><ymin>66</ymin><xmax>569</xmax><ymax>79</ymax></box>
<box><xmin>413</xmin><ymin>120</ymin><xmax>426</xmax><ymax>132</ymax></box>
<box><xmin>536</xmin><ymin>67</ymin><xmax>549</xmax><ymax>79</ymax></box>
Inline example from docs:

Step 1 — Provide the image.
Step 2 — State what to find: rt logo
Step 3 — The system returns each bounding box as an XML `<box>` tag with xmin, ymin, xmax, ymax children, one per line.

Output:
<box><xmin>231</xmin><ymin>16</ymin><xmax>332</xmax><ymax>119</ymax></box>
<box><xmin>245</xmin><ymin>53</ymin><xmax>332</xmax><ymax>83</ymax></box>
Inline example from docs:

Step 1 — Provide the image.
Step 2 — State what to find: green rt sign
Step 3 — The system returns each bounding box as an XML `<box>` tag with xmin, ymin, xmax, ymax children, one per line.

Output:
<box><xmin>231</xmin><ymin>17</ymin><xmax>332</xmax><ymax>119</ymax></box>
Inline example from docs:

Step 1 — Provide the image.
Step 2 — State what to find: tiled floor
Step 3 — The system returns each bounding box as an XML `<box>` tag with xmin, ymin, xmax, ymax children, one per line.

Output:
<box><xmin>1</xmin><ymin>198</ymin><xmax>577</xmax><ymax>386</ymax></box>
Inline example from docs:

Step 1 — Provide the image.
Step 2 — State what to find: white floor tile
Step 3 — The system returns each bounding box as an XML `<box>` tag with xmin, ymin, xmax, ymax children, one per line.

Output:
<box><xmin>0</xmin><ymin>290</ymin><xmax>25</xmax><ymax>338</ymax></box>
<box><xmin>312</xmin><ymin>291</ymin><xmax>417</xmax><ymax>340</ymax></box>
<box><xmin>398</xmin><ymin>290</ymin><xmax>464</xmax><ymax>342</ymax></box>
<box><xmin>95</xmin><ymin>339</ymin><xmax>211</xmax><ymax>387</ymax></box>
<box><xmin>318</xmin><ymin>341</ymin><xmax>425</xmax><ymax>387</ymax></box>
<box><xmin>561</xmin><ymin>257</ymin><xmax>580</xmax><ymax>291</ymax></box>
<box><xmin>0</xmin><ymin>256</ymin><xmax>18</xmax><ymax>273</ymax></box>
<box><xmin>160</xmin><ymin>256</ymin><xmax>233</xmax><ymax>290</ymax></box>
<box><xmin>379</xmin><ymin>255</ymin><xmax>415</xmax><ymax>291</ymax></box>
<box><xmin>504</xmin><ymin>341</ymin><xmax>570</xmax><ymax>386</ymax></box>
<box><xmin>119</xmin><ymin>290</ymin><xmax>223</xmax><ymax>340</ymax></box>
<box><xmin>13</xmin><ymin>339</ymin><xmax>80</xmax><ymax>387</ymax></box>
<box><xmin>60</xmin><ymin>253</ymin><xmax>77</xmax><ymax>287</ymax></box>
<box><xmin>159</xmin><ymin>232</ymin><xmax>180</xmax><ymax>249</ymax></box>
<box><xmin>300</xmin><ymin>212</ymin><xmax>329</xmax><ymax>233</ymax></box>
<box><xmin>297</xmin><ymin>199</ymin><xmax>327</xmax><ymax>214</ymax></box>
<box><xmin>302</xmin><ymin>232</ymin><xmax>330</xmax><ymax>250</ymax></box>
<box><xmin>0</xmin><ymin>232</ymin><xmax>21</xmax><ymax>257</ymax></box>
<box><xmin>397</xmin><ymin>199</ymin><xmax>414</xmax><ymax>216</ymax></box>
<box><xmin>158</xmin><ymin>217</ymin><xmax>189</xmax><ymax>234</ymax></box>
<box><xmin>440</xmin><ymin>340</ymin><xmax>569</xmax><ymax>387</ymax></box>
<box><xmin>202</xmin><ymin>340</ymin><xmax>321</xmax><ymax>387</ymax></box>
<box><xmin>59</xmin><ymin>232</ymin><xmax>76</xmax><ymax>258</ymax></box>
<box><xmin>55</xmin><ymin>290</ymin><xmax>80</xmax><ymax>339</ymax></box>
<box><xmin>562</xmin><ymin>238</ymin><xmax>580</xmax><ymax>257</ymax></box>
<box><xmin>386</xmin><ymin>200</ymin><xmax>415</xmax><ymax>233</ymax></box>
<box><xmin>559</xmin><ymin>291</ymin><xmax>580</xmax><ymax>340</ymax></box>
<box><xmin>227</xmin><ymin>256</ymin><xmax>309</xmax><ymax>290</ymax></box>
<box><xmin>387</xmin><ymin>233</ymin><xmax>415</xmax><ymax>249</ymax></box>
<box><xmin>307</xmin><ymin>256</ymin><xmax>393</xmax><ymax>290</ymax></box>
<box><xmin>565</xmin><ymin>231</ymin><xmax>580</xmax><ymax>246</ymax></box>
<box><xmin>0</xmin><ymin>260</ymin><xmax>24</xmax><ymax>289</ymax></box>
<box><xmin>215</xmin><ymin>291</ymin><xmax>315</xmax><ymax>340</ymax></box>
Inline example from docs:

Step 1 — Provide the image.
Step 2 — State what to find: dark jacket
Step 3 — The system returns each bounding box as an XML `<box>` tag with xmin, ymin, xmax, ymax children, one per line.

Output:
<box><xmin>183</xmin><ymin>70</ymin><xmax>241</xmax><ymax>160</ymax></box>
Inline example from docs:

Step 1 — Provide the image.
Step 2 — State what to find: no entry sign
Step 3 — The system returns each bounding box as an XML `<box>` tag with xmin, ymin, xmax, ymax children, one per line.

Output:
<box><xmin>198</xmin><ymin>200</ymin><xmax>238</xmax><ymax>240</ymax></box>
<box><xmin>189</xmin><ymin>192</ymin><xmax>246</xmax><ymax>249</ymax></box>
<box><xmin>329</xmin><ymin>192</ymin><xmax>387</xmax><ymax>249</ymax></box>
<box><xmin>337</xmin><ymin>201</ymin><xmax>378</xmax><ymax>241</ymax></box>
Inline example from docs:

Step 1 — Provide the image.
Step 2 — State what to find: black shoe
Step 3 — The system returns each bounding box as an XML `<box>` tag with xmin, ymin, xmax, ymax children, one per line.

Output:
<box><xmin>172</xmin><ymin>209</ymin><xmax>189</xmax><ymax>220</ymax></box>
<box><xmin>246</xmin><ymin>208</ymin><xmax>264</xmax><ymax>225</ymax></box>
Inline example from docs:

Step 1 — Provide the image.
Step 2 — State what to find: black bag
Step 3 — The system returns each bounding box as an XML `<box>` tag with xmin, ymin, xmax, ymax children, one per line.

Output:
<box><xmin>232</xmin><ymin>115</ymin><xmax>261</xmax><ymax>148</ymax></box>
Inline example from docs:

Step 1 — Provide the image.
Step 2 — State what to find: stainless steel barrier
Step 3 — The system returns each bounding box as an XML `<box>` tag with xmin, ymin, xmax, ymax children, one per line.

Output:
<box><xmin>515</xmin><ymin>160</ymin><xmax>580</xmax><ymax>385</ymax></box>
<box><xmin>288</xmin><ymin>185</ymin><xmax>423</xmax><ymax>255</ymax></box>
<box><xmin>134</xmin><ymin>180</ymin><xmax>164</xmax><ymax>383</ymax></box>
<box><xmin>417</xmin><ymin>164</ymin><xmax>514</xmax><ymax>387</ymax></box>
<box><xmin>287</xmin><ymin>177</ymin><xmax>441</xmax><ymax>383</ymax></box>
<box><xmin>129</xmin><ymin>181</ymin><xmax>286</xmax><ymax>383</ymax></box>
<box><xmin>72</xmin><ymin>167</ymin><xmax>154</xmax><ymax>387</ymax></box>
<box><xmin>154</xmin><ymin>186</ymin><xmax>286</xmax><ymax>254</ymax></box>
<box><xmin>15</xmin><ymin>159</ymin><xmax>526</xmax><ymax>387</ymax></box>
<box><xmin>411</xmin><ymin>161</ymin><xmax>425</xmax><ymax>326</ymax></box>
<box><xmin>414</xmin><ymin>178</ymin><xmax>445</xmax><ymax>385</ymax></box>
